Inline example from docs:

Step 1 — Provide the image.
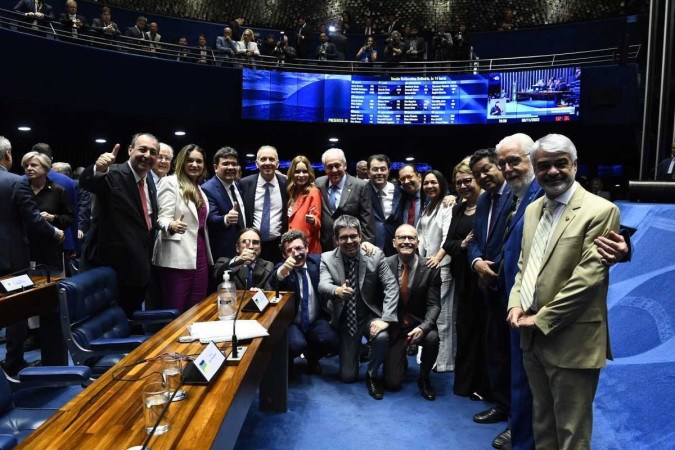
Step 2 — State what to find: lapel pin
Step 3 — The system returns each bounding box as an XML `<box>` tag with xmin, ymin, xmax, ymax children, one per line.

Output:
<box><xmin>565</xmin><ymin>217</ymin><xmax>570</xmax><ymax>221</ymax></box>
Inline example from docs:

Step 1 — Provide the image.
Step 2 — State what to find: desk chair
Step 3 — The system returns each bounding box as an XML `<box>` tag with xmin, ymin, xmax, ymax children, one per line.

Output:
<box><xmin>58</xmin><ymin>267</ymin><xmax>179</xmax><ymax>377</ymax></box>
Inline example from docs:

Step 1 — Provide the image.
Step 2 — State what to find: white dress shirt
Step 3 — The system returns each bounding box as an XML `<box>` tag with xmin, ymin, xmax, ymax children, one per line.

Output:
<box><xmin>253</xmin><ymin>175</ymin><xmax>283</xmax><ymax>239</ymax></box>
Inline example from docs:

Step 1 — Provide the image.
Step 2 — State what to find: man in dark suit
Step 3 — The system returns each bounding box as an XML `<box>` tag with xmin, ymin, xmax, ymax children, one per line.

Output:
<box><xmin>124</xmin><ymin>15</ymin><xmax>147</xmax><ymax>40</ymax></box>
<box><xmin>367</xmin><ymin>154</ymin><xmax>403</xmax><ymax>256</ymax></box>
<box><xmin>80</xmin><ymin>133</ymin><xmax>159</xmax><ymax>317</ymax></box>
<box><xmin>91</xmin><ymin>6</ymin><xmax>120</xmax><ymax>39</ymax></box>
<box><xmin>403</xmin><ymin>25</ymin><xmax>426</xmax><ymax>62</ymax></box>
<box><xmin>316</xmin><ymin>32</ymin><xmax>338</xmax><ymax>61</ymax></box>
<box><xmin>202</xmin><ymin>146</ymin><xmax>246</xmax><ymax>261</ymax></box>
<box><xmin>213</xmin><ymin>228</ymin><xmax>274</xmax><ymax>290</ymax></box>
<box><xmin>656</xmin><ymin>140</ymin><xmax>675</xmax><ymax>180</ymax></box>
<box><xmin>467</xmin><ymin>148</ymin><xmax>513</xmax><ymax>426</ymax></box>
<box><xmin>507</xmin><ymin>134</ymin><xmax>620</xmax><ymax>449</ymax></box>
<box><xmin>316</xmin><ymin>148</ymin><xmax>374</xmax><ymax>252</ymax></box>
<box><xmin>238</xmin><ymin>145</ymin><xmax>287</xmax><ymax>262</ymax></box>
<box><xmin>58</xmin><ymin>0</ymin><xmax>87</xmax><ymax>36</ymax></box>
<box><xmin>385</xmin><ymin>224</ymin><xmax>441</xmax><ymax>400</ymax></box>
<box><xmin>294</xmin><ymin>16</ymin><xmax>309</xmax><ymax>59</ymax></box>
<box><xmin>13</xmin><ymin>0</ymin><xmax>54</xmax><ymax>28</ymax></box>
<box><xmin>0</xmin><ymin>136</ymin><xmax>63</xmax><ymax>375</ymax></box>
<box><xmin>318</xmin><ymin>215</ymin><xmax>399</xmax><ymax>400</ymax></box>
<box><xmin>271</xmin><ymin>230</ymin><xmax>339</xmax><ymax>375</ymax></box>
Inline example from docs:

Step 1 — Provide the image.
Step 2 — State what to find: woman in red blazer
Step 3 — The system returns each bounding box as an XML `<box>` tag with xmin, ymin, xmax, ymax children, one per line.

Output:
<box><xmin>286</xmin><ymin>155</ymin><xmax>322</xmax><ymax>253</ymax></box>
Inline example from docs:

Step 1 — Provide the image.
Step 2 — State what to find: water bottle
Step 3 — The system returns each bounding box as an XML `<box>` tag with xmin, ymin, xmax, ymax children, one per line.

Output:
<box><xmin>217</xmin><ymin>270</ymin><xmax>237</xmax><ymax>320</ymax></box>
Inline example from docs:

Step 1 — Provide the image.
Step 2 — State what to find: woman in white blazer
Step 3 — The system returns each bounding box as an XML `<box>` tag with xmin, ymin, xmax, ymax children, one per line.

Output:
<box><xmin>417</xmin><ymin>169</ymin><xmax>457</xmax><ymax>372</ymax></box>
<box><xmin>236</xmin><ymin>28</ymin><xmax>260</xmax><ymax>57</ymax></box>
<box><xmin>153</xmin><ymin>144</ymin><xmax>213</xmax><ymax>312</ymax></box>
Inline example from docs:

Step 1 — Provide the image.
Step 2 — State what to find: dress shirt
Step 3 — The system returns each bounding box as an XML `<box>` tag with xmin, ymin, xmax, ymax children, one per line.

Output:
<box><xmin>253</xmin><ymin>175</ymin><xmax>282</xmax><ymax>239</ymax></box>
<box><xmin>378</xmin><ymin>182</ymin><xmax>395</xmax><ymax>218</ymax></box>
<box><xmin>295</xmin><ymin>264</ymin><xmax>318</xmax><ymax>325</ymax></box>
<box><xmin>514</xmin><ymin>174</ymin><xmax>535</xmax><ymax>212</ymax></box>
<box><xmin>217</xmin><ymin>176</ymin><xmax>246</xmax><ymax>226</ymax></box>
<box><xmin>329</xmin><ymin>174</ymin><xmax>347</xmax><ymax>209</ymax></box>
<box><xmin>545</xmin><ymin>181</ymin><xmax>579</xmax><ymax>239</ymax></box>
<box><xmin>397</xmin><ymin>254</ymin><xmax>419</xmax><ymax>293</ymax></box>
<box><xmin>126</xmin><ymin>161</ymin><xmax>153</xmax><ymax>218</ymax></box>
<box><xmin>668</xmin><ymin>157</ymin><xmax>675</xmax><ymax>175</ymax></box>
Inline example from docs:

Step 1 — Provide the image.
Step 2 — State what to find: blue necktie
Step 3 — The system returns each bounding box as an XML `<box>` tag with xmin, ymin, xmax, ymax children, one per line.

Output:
<box><xmin>299</xmin><ymin>268</ymin><xmax>310</xmax><ymax>332</ymax></box>
<box><xmin>246</xmin><ymin>266</ymin><xmax>254</xmax><ymax>289</ymax></box>
<box><xmin>260</xmin><ymin>182</ymin><xmax>271</xmax><ymax>240</ymax></box>
<box><xmin>329</xmin><ymin>185</ymin><xmax>338</xmax><ymax>213</ymax></box>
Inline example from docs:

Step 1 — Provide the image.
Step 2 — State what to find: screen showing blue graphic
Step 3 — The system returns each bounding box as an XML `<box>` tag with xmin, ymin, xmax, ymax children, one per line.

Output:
<box><xmin>242</xmin><ymin>67</ymin><xmax>580</xmax><ymax>125</ymax></box>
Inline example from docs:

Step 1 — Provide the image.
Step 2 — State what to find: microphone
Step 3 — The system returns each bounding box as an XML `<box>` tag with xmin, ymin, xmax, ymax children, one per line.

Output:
<box><xmin>229</xmin><ymin>278</ymin><xmax>248</xmax><ymax>360</ymax></box>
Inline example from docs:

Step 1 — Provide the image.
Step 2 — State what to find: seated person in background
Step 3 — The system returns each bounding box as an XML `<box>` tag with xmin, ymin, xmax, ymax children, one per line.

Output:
<box><xmin>176</xmin><ymin>36</ymin><xmax>192</xmax><ymax>62</ymax></box>
<box><xmin>216</xmin><ymin>27</ymin><xmax>238</xmax><ymax>60</ymax></box>
<box><xmin>589</xmin><ymin>177</ymin><xmax>611</xmax><ymax>200</ymax></box>
<box><xmin>124</xmin><ymin>15</ymin><xmax>147</xmax><ymax>40</ymax></box>
<box><xmin>146</xmin><ymin>21</ymin><xmax>161</xmax><ymax>52</ymax></box>
<box><xmin>196</xmin><ymin>34</ymin><xmax>214</xmax><ymax>64</ymax></box>
<box><xmin>386</xmin><ymin>225</ymin><xmax>441</xmax><ymax>400</ymax></box>
<box><xmin>272</xmin><ymin>230</ymin><xmax>339</xmax><ymax>375</ymax></box>
<box><xmin>316</xmin><ymin>32</ymin><xmax>338</xmax><ymax>61</ymax></box>
<box><xmin>236</xmin><ymin>28</ymin><xmax>260</xmax><ymax>58</ymax></box>
<box><xmin>213</xmin><ymin>228</ymin><xmax>274</xmax><ymax>290</ymax></box>
<box><xmin>534</xmin><ymin>78</ymin><xmax>545</xmax><ymax>91</ymax></box>
<box><xmin>91</xmin><ymin>6</ymin><xmax>120</xmax><ymax>38</ymax></box>
<box><xmin>14</xmin><ymin>0</ymin><xmax>54</xmax><ymax>27</ymax></box>
<box><xmin>356</xmin><ymin>36</ymin><xmax>377</xmax><ymax>63</ymax></box>
<box><xmin>490</xmin><ymin>101</ymin><xmax>503</xmax><ymax>116</ymax></box>
<box><xmin>59</xmin><ymin>0</ymin><xmax>87</xmax><ymax>36</ymax></box>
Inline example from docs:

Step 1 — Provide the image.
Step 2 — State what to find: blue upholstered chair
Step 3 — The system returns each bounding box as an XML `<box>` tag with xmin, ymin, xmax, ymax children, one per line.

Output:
<box><xmin>58</xmin><ymin>267</ymin><xmax>179</xmax><ymax>377</ymax></box>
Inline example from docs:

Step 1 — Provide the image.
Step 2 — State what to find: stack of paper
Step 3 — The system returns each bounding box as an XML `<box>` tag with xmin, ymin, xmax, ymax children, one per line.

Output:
<box><xmin>187</xmin><ymin>320</ymin><xmax>269</xmax><ymax>341</ymax></box>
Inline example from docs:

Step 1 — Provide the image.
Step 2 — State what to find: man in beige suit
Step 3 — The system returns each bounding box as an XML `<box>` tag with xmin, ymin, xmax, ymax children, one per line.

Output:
<box><xmin>507</xmin><ymin>134</ymin><xmax>620</xmax><ymax>450</ymax></box>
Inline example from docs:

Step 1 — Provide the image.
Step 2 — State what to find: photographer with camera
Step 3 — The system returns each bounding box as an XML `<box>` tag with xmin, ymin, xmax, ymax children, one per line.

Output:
<box><xmin>383</xmin><ymin>30</ymin><xmax>404</xmax><ymax>65</ymax></box>
<box><xmin>403</xmin><ymin>25</ymin><xmax>426</xmax><ymax>62</ymax></box>
<box><xmin>273</xmin><ymin>33</ymin><xmax>296</xmax><ymax>64</ymax></box>
<box><xmin>432</xmin><ymin>24</ymin><xmax>453</xmax><ymax>61</ymax></box>
<box><xmin>356</xmin><ymin>36</ymin><xmax>378</xmax><ymax>63</ymax></box>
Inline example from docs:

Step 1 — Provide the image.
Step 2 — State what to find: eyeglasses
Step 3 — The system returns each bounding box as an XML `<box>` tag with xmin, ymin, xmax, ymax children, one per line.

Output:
<box><xmin>455</xmin><ymin>177</ymin><xmax>474</xmax><ymax>187</ymax></box>
<box><xmin>337</xmin><ymin>234</ymin><xmax>360</xmax><ymax>243</ymax></box>
<box><xmin>496</xmin><ymin>155</ymin><xmax>527</xmax><ymax>170</ymax></box>
<box><xmin>238</xmin><ymin>239</ymin><xmax>261</xmax><ymax>245</ymax></box>
<box><xmin>157</xmin><ymin>156</ymin><xmax>172</xmax><ymax>162</ymax></box>
<box><xmin>395</xmin><ymin>235</ymin><xmax>417</xmax><ymax>242</ymax></box>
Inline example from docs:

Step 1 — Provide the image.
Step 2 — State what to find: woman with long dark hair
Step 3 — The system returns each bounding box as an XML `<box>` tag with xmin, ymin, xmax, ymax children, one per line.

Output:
<box><xmin>286</xmin><ymin>155</ymin><xmax>322</xmax><ymax>253</ymax></box>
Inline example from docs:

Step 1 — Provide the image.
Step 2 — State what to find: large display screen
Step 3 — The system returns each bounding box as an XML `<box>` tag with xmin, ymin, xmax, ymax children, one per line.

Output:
<box><xmin>242</xmin><ymin>66</ymin><xmax>580</xmax><ymax>125</ymax></box>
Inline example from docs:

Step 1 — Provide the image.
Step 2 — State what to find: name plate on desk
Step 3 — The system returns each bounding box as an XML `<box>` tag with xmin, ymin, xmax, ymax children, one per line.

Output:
<box><xmin>0</xmin><ymin>275</ymin><xmax>34</xmax><ymax>294</ymax></box>
<box><xmin>182</xmin><ymin>341</ymin><xmax>226</xmax><ymax>385</ymax></box>
<box><xmin>242</xmin><ymin>290</ymin><xmax>269</xmax><ymax>313</ymax></box>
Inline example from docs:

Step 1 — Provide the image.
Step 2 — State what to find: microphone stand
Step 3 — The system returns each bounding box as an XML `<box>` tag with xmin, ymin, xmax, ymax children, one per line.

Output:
<box><xmin>227</xmin><ymin>279</ymin><xmax>248</xmax><ymax>362</ymax></box>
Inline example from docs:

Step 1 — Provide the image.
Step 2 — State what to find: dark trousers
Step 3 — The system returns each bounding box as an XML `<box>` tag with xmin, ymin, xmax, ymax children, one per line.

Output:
<box><xmin>288</xmin><ymin>319</ymin><xmax>339</xmax><ymax>359</ymax></box>
<box><xmin>483</xmin><ymin>289</ymin><xmax>511</xmax><ymax>412</ymax></box>
<box><xmin>4</xmin><ymin>321</ymin><xmax>28</xmax><ymax>375</ymax></box>
<box><xmin>385</xmin><ymin>324</ymin><xmax>439</xmax><ymax>390</ymax></box>
<box><xmin>338</xmin><ymin>316</ymin><xmax>389</xmax><ymax>383</ymax></box>
<box><xmin>511</xmin><ymin>327</ymin><xmax>535</xmax><ymax>450</ymax></box>
<box><xmin>118</xmin><ymin>283</ymin><xmax>147</xmax><ymax>318</ymax></box>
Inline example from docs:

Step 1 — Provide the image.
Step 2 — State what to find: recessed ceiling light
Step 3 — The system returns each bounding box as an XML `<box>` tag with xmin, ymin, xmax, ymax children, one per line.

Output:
<box><xmin>328</xmin><ymin>137</ymin><xmax>339</xmax><ymax>143</ymax></box>
<box><xmin>17</xmin><ymin>126</ymin><xmax>31</xmax><ymax>131</ymax></box>
<box><xmin>174</xmin><ymin>131</ymin><xmax>186</xmax><ymax>136</ymax></box>
<box><xmin>245</xmin><ymin>153</ymin><xmax>255</xmax><ymax>158</ymax></box>
<box><xmin>95</xmin><ymin>138</ymin><xmax>107</xmax><ymax>144</ymax></box>
<box><xmin>405</xmin><ymin>157</ymin><xmax>415</xmax><ymax>161</ymax></box>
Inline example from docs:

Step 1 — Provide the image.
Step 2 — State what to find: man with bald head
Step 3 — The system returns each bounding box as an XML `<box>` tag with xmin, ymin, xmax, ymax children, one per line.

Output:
<box><xmin>316</xmin><ymin>148</ymin><xmax>374</xmax><ymax>251</ymax></box>
<box><xmin>151</xmin><ymin>142</ymin><xmax>173</xmax><ymax>187</ymax></box>
<box><xmin>80</xmin><ymin>133</ymin><xmax>159</xmax><ymax>316</ymax></box>
<box><xmin>355</xmin><ymin>160</ymin><xmax>369</xmax><ymax>179</ymax></box>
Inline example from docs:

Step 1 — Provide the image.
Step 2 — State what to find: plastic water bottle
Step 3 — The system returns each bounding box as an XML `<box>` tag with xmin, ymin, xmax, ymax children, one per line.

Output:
<box><xmin>217</xmin><ymin>270</ymin><xmax>237</xmax><ymax>320</ymax></box>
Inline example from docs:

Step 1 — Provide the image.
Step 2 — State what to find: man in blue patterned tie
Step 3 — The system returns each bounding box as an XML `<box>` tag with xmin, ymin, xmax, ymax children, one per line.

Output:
<box><xmin>318</xmin><ymin>215</ymin><xmax>399</xmax><ymax>400</ymax></box>
<box><xmin>212</xmin><ymin>228</ymin><xmax>274</xmax><ymax>291</ymax></box>
<box><xmin>272</xmin><ymin>230</ymin><xmax>339</xmax><ymax>377</ymax></box>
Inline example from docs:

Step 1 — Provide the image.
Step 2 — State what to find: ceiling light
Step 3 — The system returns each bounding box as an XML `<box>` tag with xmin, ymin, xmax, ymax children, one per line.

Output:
<box><xmin>17</xmin><ymin>126</ymin><xmax>31</xmax><ymax>131</ymax></box>
<box><xmin>405</xmin><ymin>157</ymin><xmax>415</xmax><ymax>162</ymax></box>
<box><xmin>245</xmin><ymin>153</ymin><xmax>255</xmax><ymax>158</ymax></box>
<box><xmin>95</xmin><ymin>138</ymin><xmax>107</xmax><ymax>144</ymax></box>
<box><xmin>328</xmin><ymin>137</ymin><xmax>339</xmax><ymax>143</ymax></box>
<box><xmin>174</xmin><ymin>131</ymin><xmax>186</xmax><ymax>136</ymax></box>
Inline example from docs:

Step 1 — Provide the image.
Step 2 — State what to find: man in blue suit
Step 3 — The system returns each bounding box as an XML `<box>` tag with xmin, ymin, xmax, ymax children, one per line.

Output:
<box><xmin>271</xmin><ymin>230</ymin><xmax>339</xmax><ymax>375</ymax></box>
<box><xmin>0</xmin><ymin>136</ymin><xmax>63</xmax><ymax>375</ymax></box>
<box><xmin>367</xmin><ymin>154</ymin><xmax>403</xmax><ymax>256</ymax></box>
<box><xmin>202</xmin><ymin>147</ymin><xmax>246</xmax><ymax>261</ymax></box>
<box><xmin>467</xmin><ymin>148</ymin><xmax>513</xmax><ymax>429</ymax></box>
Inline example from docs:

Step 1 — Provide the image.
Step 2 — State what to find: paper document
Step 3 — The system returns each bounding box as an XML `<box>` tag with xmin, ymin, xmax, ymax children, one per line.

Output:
<box><xmin>188</xmin><ymin>320</ymin><xmax>269</xmax><ymax>341</ymax></box>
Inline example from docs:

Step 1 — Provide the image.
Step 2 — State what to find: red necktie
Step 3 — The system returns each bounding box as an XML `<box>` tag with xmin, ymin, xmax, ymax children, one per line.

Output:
<box><xmin>407</xmin><ymin>196</ymin><xmax>416</xmax><ymax>225</ymax></box>
<box><xmin>138</xmin><ymin>178</ymin><xmax>151</xmax><ymax>230</ymax></box>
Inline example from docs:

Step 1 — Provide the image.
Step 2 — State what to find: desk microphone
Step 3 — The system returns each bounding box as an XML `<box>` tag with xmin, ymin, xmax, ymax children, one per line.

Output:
<box><xmin>229</xmin><ymin>280</ymin><xmax>248</xmax><ymax>360</ymax></box>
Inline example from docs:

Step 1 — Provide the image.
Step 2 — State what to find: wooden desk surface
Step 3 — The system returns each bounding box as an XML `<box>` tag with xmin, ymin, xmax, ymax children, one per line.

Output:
<box><xmin>17</xmin><ymin>290</ymin><xmax>294</xmax><ymax>450</ymax></box>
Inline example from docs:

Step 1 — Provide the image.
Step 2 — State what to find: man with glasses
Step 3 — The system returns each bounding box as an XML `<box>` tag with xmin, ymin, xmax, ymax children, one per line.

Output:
<box><xmin>318</xmin><ymin>215</ymin><xmax>399</xmax><ymax>399</ymax></box>
<box><xmin>213</xmin><ymin>228</ymin><xmax>273</xmax><ymax>290</ymax></box>
<box><xmin>367</xmin><ymin>154</ymin><xmax>403</xmax><ymax>256</ymax></box>
<box><xmin>203</xmin><ymin>146</ymin><xmax>247</xmax><ymax>260</ymax></box>
<box><xmin>385</xmin><ymin>225</ymin><xmax>441</xmax><ymax>400</ymax></box>
<box><xmin>150</xmin><ymin>143</ymin><xmax>173</xmax><ymax>187</ymax></box>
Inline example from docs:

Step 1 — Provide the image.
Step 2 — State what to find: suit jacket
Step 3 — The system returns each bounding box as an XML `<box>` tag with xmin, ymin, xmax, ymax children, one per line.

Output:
<box><xmin>403</xmin><ymin>36</ymin><xmax>426</xmax><ymax>60</ymax></box>
<box><xmin>215</xmin><ymin>36</ymin><xmax>237</xmax><ymax>57</ymax></box>
<box><xmin>236</xmin><ymin>41</ymin><xmax>260</xmax><ymax>56</ymax></box>
<box><xmin>30</xmin><ymin>179</ymin><xmax>73</xmax><ymax>269</ymax></box>
<box><xmin>656</xmin><ymin>156</ymin><xmax>675</xmax><ymax>180</ymax></box>
<box><xmin>316</xmin><ymin>174</ymin><xmax>374</xmax><ymax>251</ymax></box>
<box><xmin>58</xmin><ymin>12</ymin><xmax>88</xmax><ymax>32</ymax></box>
<box><xmin>91</xmin><ymin>18</ymin><xmax>121</xmax><ymax>37</ymax></box>
<box><xmin>202</xmin><ymin>176</ymin><xmax>245</xmax><ymax>260</ymax></box>
<box><xmin>45</xmin><ymin>170</ymin><xmax>78</xmax><ymax>252</ymax></box>
<box><xmin>124</xmin><ymin>26</ymin><xmax>146</xmax><ymax>39</ymax></box>
<box><xmin>80</xmin><ymin>163</ymin><xmax>158</xmax><ymax>288</ymax></box>
<box><xmin>417</xmin><ymin>202</ymin><xmax>453</xmax><ymax>266</ymax></box>
<box><xmin>14</xmin><ymin>0</ymin><xmax>54</xmax><ymax>22</ymax></box>
<box><xmin>271</xmin><ymin>254</ymin><xmax>325</xmax><ymax>323</ymax></box>
<box><xmin>467</xmin><ymin>183</ymin><xmax>514</xmax><ymax>268</ymax></box>
<box><xmin>152</xmin><ymin>175</ymin><xmax>213</xmax><ymax>270</ymax></box>
<box><xmin>0</xmin><ymin>168</ymin><xmax>55</xmax><ymax>274</ymax></box>
<box><xmin>386</xmin><ymin>255</ymin><xmax>441</xmax><ymax>333</ymax></box>
<box><xmin>316</xmin><ymin>42</ymin><xmax>338</xmax><ymax>60</ymax></box>
<box><xmin>508</xmin><ymin>185</ymin><xmax>620</xmax><ymax>369</ymax></box>
<box><xmin>238</xmin><ymin>173</ymin><xmax>288</xmax><ymax>237</ymax></box>
<box><xmin>318</xmin><ymin>247</ymin><xmax>399</xmax><ymax>329</ymax></box>
<box><xmin>288</xmin><ymin>186</ymin><xmax>322</xmax><ymax>254</ymax></box>
<box><xmin>369</xmin><ymin>182</ymin><xmax>403</xmax><ymax>256</ymax></box>
<box><xmin>213</xmin><ymin>257</ymin><xmax>274</xmax><ymax>291</ymax></box>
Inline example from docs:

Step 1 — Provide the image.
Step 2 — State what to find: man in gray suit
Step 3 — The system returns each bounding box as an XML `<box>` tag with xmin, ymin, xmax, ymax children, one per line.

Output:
<box><xmin>319</xmin><ymin>215</ymin><xmax>399</xmax><ymax>400</ymax></box>
<box><xmin>316</xmin><ymin>148</ymin><xmax>374</xmax><ymax>252</ymax></box>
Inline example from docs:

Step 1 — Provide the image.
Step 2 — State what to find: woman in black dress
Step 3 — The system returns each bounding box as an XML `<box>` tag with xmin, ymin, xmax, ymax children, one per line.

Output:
<box><xmin>22</xmin><ymin>151</ymin><xmax>73</xmax><ymax>271</ymax></box>
<box><xmin>442</xmin><ymin>157</ymin><xmax>490</xmax><ymax>399</ymax></box>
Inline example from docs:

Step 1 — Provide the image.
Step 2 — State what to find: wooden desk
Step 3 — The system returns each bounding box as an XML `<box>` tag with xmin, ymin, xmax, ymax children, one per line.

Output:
<box><xmin>0</xmin><ymin>276</ymin><xmax>67</xmax><ymax>366</ymax></box>
<box><xmin>17</xmin><ymin>290</ymin><xmax>294</xmax><ymax>450</ymax></box>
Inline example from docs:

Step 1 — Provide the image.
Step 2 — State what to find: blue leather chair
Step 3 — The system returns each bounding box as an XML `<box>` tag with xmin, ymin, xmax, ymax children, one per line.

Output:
<box><xmin>0</xmin><ymin>365</ymin><xmax>90</xmax><ymax>448</ymax></box>
<box><xmin>58</xmin><ymin>267</ymin><xmax>179</xmax><ymax>377</ymax></box>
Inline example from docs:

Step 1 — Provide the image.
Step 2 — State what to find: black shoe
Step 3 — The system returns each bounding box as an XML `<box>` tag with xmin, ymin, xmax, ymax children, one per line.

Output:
<box><xmin>492</xmin><ymin>427</ymin><xmax>511</xmax><ymax>449</ymax></box>
<box><xmin>366</xmin><ymin>374</ymin><xmax>384</xmax><ymax>400</ymax></box>
<box><xmin>306</xmin><ymin>358</ymin><xmax>322</xmax><ymax>375</ymax></box>
<box><xmin>417</xmin><ymin>377</ymin><xmax>436</xmax><ymax>401</ymax></box>
<box><xmin>469</xmin><ymin>391</ymin><xmax>485</xmax><ymax>401</ymax></box>
<box><xmin>473</xmin><ymin>407</ymin><xmax>508</xmax><ymax>424</ymax></box>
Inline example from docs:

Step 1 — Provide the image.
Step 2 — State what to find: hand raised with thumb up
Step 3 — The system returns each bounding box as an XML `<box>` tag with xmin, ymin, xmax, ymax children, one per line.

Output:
<box><xmin>170</xmin><ymin>214</ymin><xmax>187</xmax><ymax>234</ymax></box>
<box><xmin>95</xmin><ymin>144</ymin><xmax>120</xmax><ymax>173</ymax></box>
<box><xmin>225</xmin><ymin>202</ymin><xmax>239</xmax><ymax>225</ymax></box>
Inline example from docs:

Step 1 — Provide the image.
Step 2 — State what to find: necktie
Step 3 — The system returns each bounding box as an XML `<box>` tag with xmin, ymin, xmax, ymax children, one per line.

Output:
<box><xmin>246</xmin><ymin>266</ymin><xmax>254</xmax><ymax>289</ymax></box>
<box><xmin>137</xmin><ymin>178</ymin><xmax>151</xmax><ymax>230</ymax></box>
<box><xmin>407</xmin><ymin>195</ymin><xmax>416</xmax><ymax>225</ymax></box>
<box><xmin>260</xmin><ymin>182</ymin><xmax>271</xmax><ymax>240</ymax></box>
<box><xmin>488</xmin><ymin>192</ymin><xmax>501</xmax><ymax>238</ymax></box>
<box><xmin>329</xmin><ymin>185</ymin><xmax>338</xmax><ymax>213</ymax></box>
<box><xmin>379</xmin><ymin>189</ymin><xmax>386</xmax><ymax>215</ymax></box>
<box><xmin>299</xmin><ymin>268</ymin><xmax>310</xmax><ymax>332</ymax></box>
<box><xmin>230</xmin><ymin>184</ymin><xmax>244</xmax><ymax>227</ymax></box>
<box><xmin>400</xmin><ymin>263</ymin><xmax>409</xmax><ymax>305</ymax></box>
<box><xmin>345</xmin><ymin>258</ymin><xmax>358</xmax><ymax>336</ymax></box>
<box><xmin>519</xmin><ymin>199</ymin><xmax>558</xmax><ymax>311</ymax></box>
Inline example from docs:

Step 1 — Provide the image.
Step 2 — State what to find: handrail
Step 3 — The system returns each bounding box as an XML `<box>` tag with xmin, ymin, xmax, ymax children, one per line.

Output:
<box><xmin>1</xmin><ymin>7</ymin><xmax>641</xmax><ymax>75</ymax></box>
